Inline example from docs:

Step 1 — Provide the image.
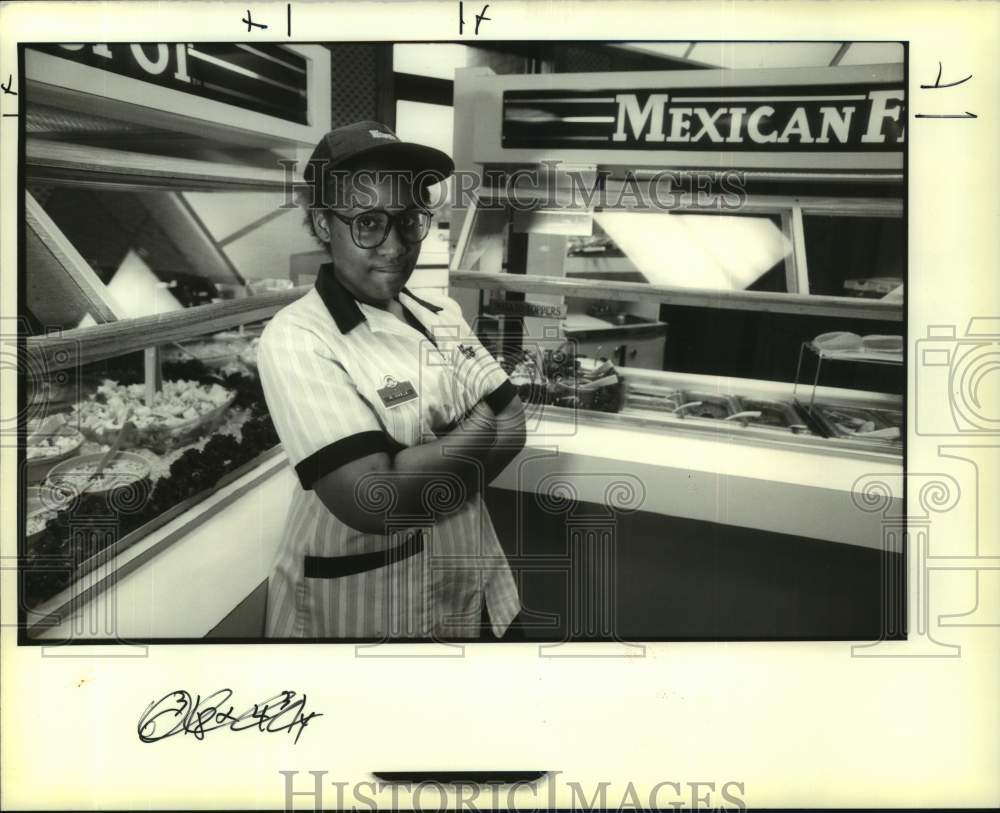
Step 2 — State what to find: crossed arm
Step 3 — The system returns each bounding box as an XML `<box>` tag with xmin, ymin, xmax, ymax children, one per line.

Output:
<box><xmin>313</xmin><ymin>395</ymin><xmax>527</xmax><ymax>535</ymax></box>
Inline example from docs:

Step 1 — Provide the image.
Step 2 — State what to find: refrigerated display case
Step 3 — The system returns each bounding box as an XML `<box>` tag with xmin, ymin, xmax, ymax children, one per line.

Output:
<box><xmin>20</xmin><ymin>296</ymin><xmax>306</xmax><ymax>635</ymax></box>
<box><xmin>18</xmin><ymin>43</ymin><xmax>333</xmax><ymax>639</ymax></box>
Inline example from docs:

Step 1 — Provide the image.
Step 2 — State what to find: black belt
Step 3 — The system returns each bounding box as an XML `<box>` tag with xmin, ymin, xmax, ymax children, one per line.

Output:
<box><xmin>304</xmin><ymin>531</ymin><xmax>425</xmax><ymax>579</ymax></box>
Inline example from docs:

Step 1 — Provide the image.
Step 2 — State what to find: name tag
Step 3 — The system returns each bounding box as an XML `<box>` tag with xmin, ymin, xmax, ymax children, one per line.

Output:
<box><xmin>377</xmin><ymin>376</ymin><xmax>418</xmax><ymax>408</ymax></box>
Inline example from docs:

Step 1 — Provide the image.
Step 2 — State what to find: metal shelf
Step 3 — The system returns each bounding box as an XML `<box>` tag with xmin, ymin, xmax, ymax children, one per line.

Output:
<box><xmin>792</xmin><ymin>340</ymin><xmax>904</xmax><ymax>445</ymax></box>
<box><xmin>26</xmin><ymin>286</ymin><xmax>311</xmax><ymax>372</ymax></box>
<box><xmin>450</xmin><ymin>270</ymin><xmax>904</xmax><ymax>322</ymax></box>
<box><xmin>803</xmin><ymin>340</ymin><xmax>904</xmax><ymax>366</ymax></box>
<box><xmin>26</xmin><ymin>139</ymin><xmax>291</xmax><ymax>192</ymax></box>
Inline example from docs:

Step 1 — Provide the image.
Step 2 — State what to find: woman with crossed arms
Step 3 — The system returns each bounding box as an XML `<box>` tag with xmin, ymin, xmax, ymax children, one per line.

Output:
<box><xmin>258</xmin><ymin>121</ymin><xmax>527</xmax><ymax>640</ymax></box>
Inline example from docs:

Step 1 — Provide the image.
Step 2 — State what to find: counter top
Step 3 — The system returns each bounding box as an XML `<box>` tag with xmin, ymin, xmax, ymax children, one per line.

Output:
<box><xmin>492</xmin><ymin>410</ymin><xmax>903</xmax><ymax>551</ymax></box>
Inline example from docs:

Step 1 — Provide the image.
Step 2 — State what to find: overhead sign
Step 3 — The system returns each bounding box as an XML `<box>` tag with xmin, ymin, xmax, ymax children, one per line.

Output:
<box><xmin>32</xmin><ymin>43</ymin><xmax>308</xmax><ymax>124</ymax></box>
<box><xmin>502</xmin><ymin>84</ymin><xmax>905</xmax><ymax>152</ymax></box>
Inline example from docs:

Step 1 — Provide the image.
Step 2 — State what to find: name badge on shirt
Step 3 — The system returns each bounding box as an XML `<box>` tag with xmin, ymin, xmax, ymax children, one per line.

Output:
<box><xmin>377</xmin><ymin>376</ymin><xmax>418</xmax><ymax>408</ymax></box>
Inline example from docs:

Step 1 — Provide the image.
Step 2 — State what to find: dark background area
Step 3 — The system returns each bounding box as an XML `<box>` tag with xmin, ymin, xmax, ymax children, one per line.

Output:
<box><xmin>658</xmin><ymin>308</ymin><xmax>905</xmax><ymax>391</ymax></box>
<box><xmin>487</xmin><ymin>487</ymin><xmax>903</xmax><ymax>641</ymax></box>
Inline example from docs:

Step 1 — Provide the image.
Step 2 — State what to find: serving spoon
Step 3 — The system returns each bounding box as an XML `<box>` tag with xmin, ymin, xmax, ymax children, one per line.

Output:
<box><xmin>84</xmin><ymin>418</ymin><xmax>135</xmax><ymax>493</ymax></box>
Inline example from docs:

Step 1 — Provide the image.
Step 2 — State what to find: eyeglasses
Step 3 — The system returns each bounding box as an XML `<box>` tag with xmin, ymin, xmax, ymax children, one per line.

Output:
<box><xmin>329</xmin><ymin>208</ymin><xmax>433</xmax><ymax>250</ymax></box>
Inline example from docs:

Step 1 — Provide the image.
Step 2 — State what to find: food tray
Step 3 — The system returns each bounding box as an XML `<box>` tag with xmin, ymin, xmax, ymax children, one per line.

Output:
<box><xmin>579</xmin><ymin>377</ymin><xmax>626</xmax><ymax>413</ymax></box>
<box><xmin>810</xmin><ymin>403</ymin><xmax>903</xmax><ymax>441</ymax></box>
<box><xmin>670</xmin><ymin>391</ymin><xmax>739</xmax><ymax>421</ymax></box>
<box><xmin>76</xmin><ymin>382</ymin><xmax>237</xmax><ymax>455</ymax></box>
<box><xmin>732</xmin><ymin>397</ymin><xmax>811</xmax><ymax>432</ymax></box>
<box><xmin>626</xmin><ymin>388</ymin><xmax>736</xmax><ymax>419</ymax></box>
<box><xmin>547</xmin><ymin>376</ymin><xmax>625</xmax><ymax>414</ymax></box>
<box><xmin>26</xmin><ymin>416</ymin><xmax>84</xmax><ymax>483</ymax></box>
<box><xmin>626</xmin><ymin>389</ymin><xmax>683</xmax><ymax>413</ymax></box>
<box><xmin>142</xmin><ymin>392</ymin><xmax>238</xmax><ymax>452</ymax></box>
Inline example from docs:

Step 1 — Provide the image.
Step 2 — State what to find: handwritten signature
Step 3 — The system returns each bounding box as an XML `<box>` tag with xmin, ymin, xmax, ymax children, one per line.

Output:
<box><xmin>137</xmin><ymin>689</ymin><xmax>322</xmax><ymax>744</ymax></box>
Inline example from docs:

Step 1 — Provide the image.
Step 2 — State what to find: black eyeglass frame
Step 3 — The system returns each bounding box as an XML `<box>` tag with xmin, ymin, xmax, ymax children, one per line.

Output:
<box><xmin>328</xmin><ymin>207</ymin><xmax>433</xmax><ymax>250</ymax></box>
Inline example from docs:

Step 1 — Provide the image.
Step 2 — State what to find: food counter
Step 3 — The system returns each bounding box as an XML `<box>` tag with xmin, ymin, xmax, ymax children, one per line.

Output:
<box><xmin>446</xmin><ymin>64</ymin><xmax>905</xmax><ymax>638</ymax></box>
<box><xmin>18</xmin><ymin>43</ymin><xmax>335</xmax><ymax>640</ymax></box>
<box><xmin>22</xmin><ymin>304</ymin><xmax>293</xmax><ymax>637</ymax></box>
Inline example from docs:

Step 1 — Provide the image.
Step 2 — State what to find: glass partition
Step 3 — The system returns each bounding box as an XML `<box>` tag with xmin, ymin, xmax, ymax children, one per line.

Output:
<box><xmin>803</xmin><ymin>213</ymin><xmax>905</xmax><ymax>298</ymax></box>
<box><xmin>454</xmin><ymin>192</ymin><xmax>903</xmax><ymax>299</ymax></box>
<box><xmin>450</xmin><ymin>189</ymin><xmax>904</xmax><ymax>450</ymax></box>
<box><xmin>565</xmin><ymin>212</ymin><xmax>791</xmax><ymax>293</ymax></box>
<box><xmin>25</xmin><ymin>183</ymin><xmax>314</xmax><ymax>333</ymax></box>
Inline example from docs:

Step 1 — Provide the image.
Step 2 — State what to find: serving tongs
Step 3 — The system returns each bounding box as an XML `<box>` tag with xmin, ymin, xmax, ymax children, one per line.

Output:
<box><xmin>580</xmin><ymin>359</ymin><xmax>615</xmax><ymax>381</ymax></box>
<box><xmin>672</xmin><ymin>401</ymin><xmax>704</xmax><ymax>418</ymax></box>
<box><xmin>724</xmin><ymin>410</ymin><xmax>763</xmax><ymax>426</ymax></box>
<box><xmin>85</xmin><ymin>418</ymin><xmax>135</xmax><ymax>493</ymax></box>
<box><xmin>576</xmin><ymin>374</ymin><xmax>619</xmax><ymax>391</ymax></box>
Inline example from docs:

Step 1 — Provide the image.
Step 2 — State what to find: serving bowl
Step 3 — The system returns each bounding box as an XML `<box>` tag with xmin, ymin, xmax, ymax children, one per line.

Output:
<box><xmin>46</xmin><ymin>450</ymin><xmax>152</xmax><ymax>500</ymax></box>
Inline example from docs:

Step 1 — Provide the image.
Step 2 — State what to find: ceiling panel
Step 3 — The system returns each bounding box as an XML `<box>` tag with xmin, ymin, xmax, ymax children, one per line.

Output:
<box><xmin>838</xmin><ymin>42</ymin><xmax>905</xmax><ymax>66</ymax></box>
<box><xmin>618</xmin><ymin>43</ymin><xmax>694</xmax><ymax>60</ymax></box>
<box><xmin>688</xmin><ymin>42</ymin><xmax>844</xmax><ymax>69</ymax></box>
<box><xmin>393</xmin><ymin>44</ymin><xmax>474</xmax><ymax>80</ymax></box>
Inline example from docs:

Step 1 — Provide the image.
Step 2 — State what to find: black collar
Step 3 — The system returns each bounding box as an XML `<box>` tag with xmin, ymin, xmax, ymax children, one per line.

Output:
<box><xmin>402</xmin><ymin>287</ymin><xmax>444</xmax><ymax>315</ymax></box>
<box><xmin>315</xmin><ymin>263</ymin><xmax>443</xmax><ymax>335</ymax></box>
<box><xmin>315</xmin><ymin>264</ymin><xmax>365</xmax><ymax>334</ymax></box>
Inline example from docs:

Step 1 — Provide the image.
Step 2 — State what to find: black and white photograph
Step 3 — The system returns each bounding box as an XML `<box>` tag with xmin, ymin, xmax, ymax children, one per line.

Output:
<box><xmin>15</xmin><ymin>38</ymin><xmax>906</xmax><ymax>643</ymax></box>
<box><xmin>1</xmin><ymin>1</ymin><xmax>997</xmax><ymax>810</ymax></box>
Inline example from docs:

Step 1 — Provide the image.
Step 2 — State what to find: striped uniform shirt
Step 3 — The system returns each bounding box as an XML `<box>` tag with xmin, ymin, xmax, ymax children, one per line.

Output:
<box><xmin>257</xmin><ymin>264</ymin><xmax>521</xmax><ymax>639</ymax></box>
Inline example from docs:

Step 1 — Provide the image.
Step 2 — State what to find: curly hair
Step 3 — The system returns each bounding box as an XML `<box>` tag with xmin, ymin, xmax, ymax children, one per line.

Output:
<box><xmin>297</xmin><ymin>186</ymin><xmax>329</xmax><ymax>247</ymax></box>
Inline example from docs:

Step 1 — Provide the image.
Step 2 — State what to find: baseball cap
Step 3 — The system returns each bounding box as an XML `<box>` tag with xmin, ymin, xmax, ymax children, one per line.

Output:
<box><xmin>304</xmin><ymin>120</ymin><xmax>454</xmax><ymax>188</ymax></box>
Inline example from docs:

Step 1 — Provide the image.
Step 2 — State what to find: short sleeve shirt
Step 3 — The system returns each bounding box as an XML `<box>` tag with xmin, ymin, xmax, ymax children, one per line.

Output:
<box><xmin>257</xmin><ymin>264</ymin><xmax>520</xmax><ymax>639</ymax></box>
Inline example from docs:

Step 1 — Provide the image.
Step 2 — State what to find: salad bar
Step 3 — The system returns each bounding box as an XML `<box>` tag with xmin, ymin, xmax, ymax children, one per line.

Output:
<box><xmin>74</xmin><ymin>378</ymin><xmax>236</xmax><ymax>453</ymax></box>
<box><xmin>21</xmin><ymin>345</ymin><xmax>280</xmax><ymax>612</ymax></box>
